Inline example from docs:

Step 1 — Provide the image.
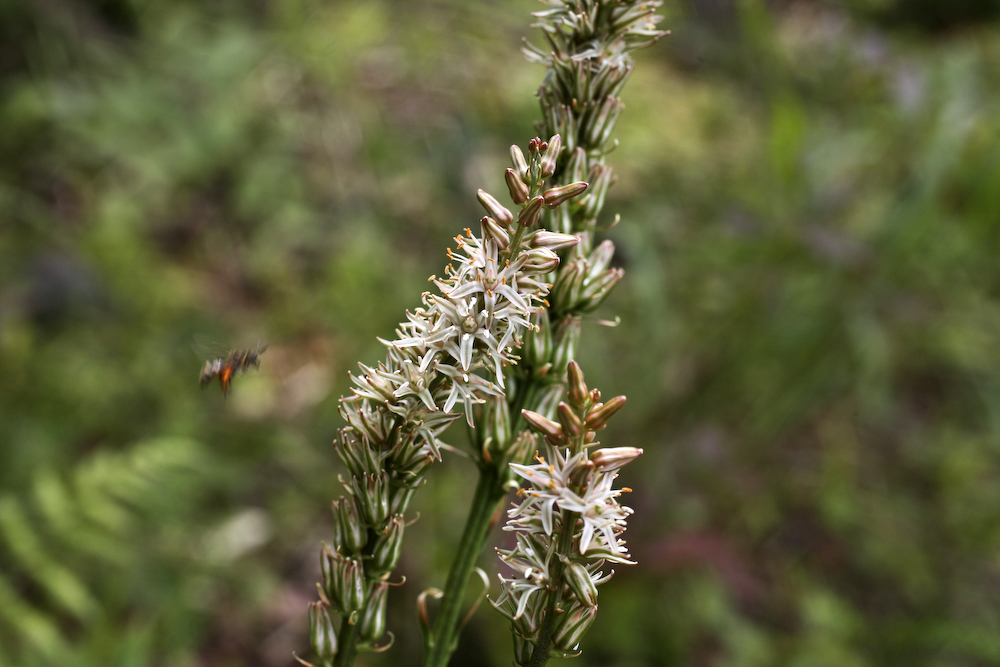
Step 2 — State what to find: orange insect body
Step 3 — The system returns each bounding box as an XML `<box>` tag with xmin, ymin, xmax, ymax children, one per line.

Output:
<box><xmin>199</xmin><ymin>343</ymin><xmax>266</xmax><ymax>397</ymax></box>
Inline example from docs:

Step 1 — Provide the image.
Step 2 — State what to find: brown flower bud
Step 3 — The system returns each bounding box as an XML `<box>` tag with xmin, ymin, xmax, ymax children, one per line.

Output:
<box><xmin>477</xmin><ymin>189</ymin><xmax>513</xmax><ymax>226</ymax></box>
<box><xmin>481</xmin><ymin>216</ymin><xmax>510</xmax><ymax>250</ymax></box>
<box><xmin>591</xmin><ymin>446</ymin><xmax>643</xmax><ymax>472</ymax></box>
<box><xmin>584</xmin><ymin>395</ymin><xmax>626</xmax><ymax>430</ymax></box>
<box><xmin>505</xmin><ymin>168</ymin><xmax>529</xmax><ymax>204</ymax></box>
<box><xmin>531</xmin><ymin>230</ymin><xmax>580</xmax><ymax>251</ymax></box>
<box><xmin>539</xmin><ymin>134</ymin><xmax>562</xmax><ymax>178</ymax></box>
<box><xmin>566</xmin><ymin>360</ymin><xmax>588</xmax><ymax>408</ymax></box>
<box><xmin>521</xmin><ymin>409</ymin><xmax>565</xmax><ymax>446</ymax></box>
<box><xmin>511</xmin><ymin>144</ymin><xmax>530</xmax><ymax>180</ymax></box>
<box><xmin>517</xmin><ymin>195</ymin><xmax>545</xmax><ymax>227</ymax></box>
<box><xmin>543</xmin><ymin>181</ymin><xmax>589</xmax><ymax>208</ymax></box>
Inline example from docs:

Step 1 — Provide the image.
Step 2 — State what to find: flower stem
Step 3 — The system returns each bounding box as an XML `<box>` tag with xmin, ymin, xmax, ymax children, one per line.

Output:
<box><xmin>527</xmin><ymin>510</ymin><xmax>578</xmax><ymax>667</ymax></box>
<box><xmin>333</xmin><ymin>616</ymin><xmax>358</xmax><ymax>667</ymax></box>
<box><xmin>423</xmin><ymin>465</ymin><xmax>507</xmax><ymax>667</ymax></box>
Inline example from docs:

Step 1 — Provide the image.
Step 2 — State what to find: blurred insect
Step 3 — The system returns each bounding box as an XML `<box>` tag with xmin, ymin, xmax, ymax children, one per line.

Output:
<box><xmin>199</xmin><ymin>341</ymin><xmax>267</xmax><ymax>397</ymax></box>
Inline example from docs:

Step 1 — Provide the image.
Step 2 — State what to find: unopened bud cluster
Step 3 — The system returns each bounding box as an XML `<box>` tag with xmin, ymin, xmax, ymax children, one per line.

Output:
<box><xmin>505</xmin><ymin>0</ymin><xmax>666</xmax><ymax>430</ymax></box>
<box><xmin>308</xmin><ymin>135</ymin><xmax>591</xmax><ymax>664</ymax></box>
<box><xmin>491</xmin><ymin>361</ymin><xmax>641</xmax><ymax>663</ymax></box>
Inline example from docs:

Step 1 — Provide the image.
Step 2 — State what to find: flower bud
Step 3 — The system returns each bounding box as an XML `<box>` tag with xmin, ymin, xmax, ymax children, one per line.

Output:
<box><xmin>543</xmin><ymin>181</ymin><xmax>589</xmax><ymax>208</ymax></box>
<box><xmin>565</xmin><ymin>562</ymin><xmax>599</xmax><ymax>607</ymax></box>
<box><xmin>584</xmin><ymin>395</ymin><xmax>626</xmax><ymax>430</ymax></box>
<box><xmin>517</xmin><ymin>195</ymin><xmax>545</xmax><ymax>228</ymax></box>
<box><xmin>566</xmin><ymin>360</ymin><xmax>588</xmax><ymax>409</ymax></box>
<box><xmin>484</xmin><ymin>396</ymin><xmax>512</xmax><ymax>458</ymax></box>
<box><xmin>324</xmin><ymin>550</ymin><xmax>366</xmax><ymax>615</ymax></box>
<box><xmin>308</xmin><ymin>602</ymin><xmax>337</xmax><ymax>663</ymax></box>
<box><xmin>481</xmin><ymin>216</ymin><xmax>510</xmax><ymax>250</ymax></box>
<box><xmin>557</xmin><ymin>402</ymin><xmax>585</xmax><ymax>437</ymax></box>
<box><xmin>533</xmin><ymin>384</ymin><xmax>564</xmax><ymax>422</ymax></box>
<box><xmin>513</xmin><ymin>634</ymin><xmax>534</xmax><ymax>666</ymax></box>
<box><xmin>591</xmin><ymin>446</ymin><xmax>643</xmax><ymax>472</ymax></box>
<box><xmin>521</xmin><ymin>247</ymin><xmax>560</xmax><ymax>273</ymax></box>
<box><xmin>511</xmin><ymin>144</ymin><xmax>530</xmax><ymax>180</ymax></box>
<box><xmin>351</xmin><ymin>471</ymin><xmax>390</xmax><ymax>526</ymax></box>
<box><xmin>477</xmin><ymin>189</ymin><xmax>513</xmax><ymax>226</ymax></box>
<box><xmin>525</xmin><ymin>310</ymin><xmax>552</xmax><ymax>369</ymax></box>
<box><xmin>539</xmin><ymin>134</ymin><xmax>562</xmax><ymax>178</ymax></box>
<box><xmin>505</xmin><ymin>168</ymin><xmax>529</xmax><ymax>204</ymax></box>
<box><xmin>551</xmin><ymin>317</ymin><xmax>581</xmax><ymax>377</ymax></box>
<box><xmin>585</xmin><ymin>97</ymin><xmax>623</xmax><ymax>149</ymax></box>
<box><xmin>531</xmin><ymin>231</ymin><xmax>579</xmax><ymax>251</ymax></box>
<box><xmin>549</xmin><ymin>260</ymin><xmax>585</xmax><ymax>313</ymax></box>
<box><xmin>511</xmin><ymin>602</ymin><xmax>541</xmax><ymax>638</ymax></box>
<box><xmin>565</xmin><ymin>147</ymin><xmax>588</xmax><ymax>183</ymax></box>
<box><xmin>579</xmin><ymin>165</ymin><xmax>615</xmax><ymax>219</ymax></box>
<box><xmin>587</xmin><ymin>240</ymin><xmax>616</xmax><ymax>277</ymax></box>
<box><xmin>521</xmin><ymin>409</ymin><xmax>564</xmax><ymax>446</ymax></box>
<box><xmin>336</xmin><ymin>430</ymin><xmax>380</xmax><ymax>478</ymax></box>
<box><xmin>357</xmin><ymin>581</ymin><xmax>389</xmax><ymax>642</ymax></box>
<box><xmin>334</xmin><ymin>496</ymin><xmax>367</xmax><ymax>553</ymax></box>
<box><xmin>552</xmin><ymin>603</ymin><xmax>597</xmax><ymax>651</ymax></box>
<box><xmin>578</xmin><ymin>267</ymin><xmax>624</xmax><ymax>313</ymax></box>
<box><xmin>370</xmin><ymin>514</ymin><xmax>405</xmax><ymax>574</ymax></box>
<box><xmin>389</xmin><ymin>485</ymin><xmax>415</xmax><ymax>516</ymax></box>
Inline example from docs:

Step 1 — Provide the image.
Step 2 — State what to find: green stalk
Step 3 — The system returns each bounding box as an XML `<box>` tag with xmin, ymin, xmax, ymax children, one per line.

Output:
<box><xmin>333</xmin><ymin>617</ymin><xmax>358</xmax><ymax>667</ymax></box>
<box><xmin>423</xmin><ymin>466</ymin><xmax>507</xmax><ymax>667</ymax></box>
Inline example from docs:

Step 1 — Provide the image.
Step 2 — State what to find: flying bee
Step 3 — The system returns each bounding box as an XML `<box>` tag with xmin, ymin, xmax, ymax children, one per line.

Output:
<box><xmin>199</xmin><ymin>342</ymin><xmax>267</xmax><ymax>397</ymax></box>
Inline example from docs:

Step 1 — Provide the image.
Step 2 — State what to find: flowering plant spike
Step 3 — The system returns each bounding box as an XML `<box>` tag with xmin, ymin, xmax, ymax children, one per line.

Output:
<box><xmin>305</xmin><ymin>1</ymin><xmax>664</xmax><ymax>665</ymax></box>
<box><xmin>492</xmin><ymin>361</ymin><xmax>640</xmax><ymax>664</ymax></box>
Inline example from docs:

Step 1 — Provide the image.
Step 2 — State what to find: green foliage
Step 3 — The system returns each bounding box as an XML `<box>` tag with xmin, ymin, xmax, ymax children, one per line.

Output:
<box><xmin>0</xmin><ymin>438</ymin><xmax>209</xmax><ymax>665</ymax></box>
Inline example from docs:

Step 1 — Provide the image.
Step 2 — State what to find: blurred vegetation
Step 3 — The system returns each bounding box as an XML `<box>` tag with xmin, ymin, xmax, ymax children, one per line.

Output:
<box><xmin>2</xmin><ymin>0</ymin><xmax>1000</xmax><ymax>665</ymax></box>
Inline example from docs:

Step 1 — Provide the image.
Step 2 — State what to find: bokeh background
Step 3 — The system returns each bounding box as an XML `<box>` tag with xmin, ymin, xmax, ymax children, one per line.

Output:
<box><xmin>3</xmin><ymin>0</ymin><xmax>1000</xmax><ymax>665</ymax></box>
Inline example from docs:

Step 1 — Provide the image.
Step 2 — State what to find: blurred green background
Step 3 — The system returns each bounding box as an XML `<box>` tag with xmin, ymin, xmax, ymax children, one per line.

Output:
<box><xmin>3</xmin><ymin>0</ymin><xmax>1000</xmax><ymax>665</ymax></box>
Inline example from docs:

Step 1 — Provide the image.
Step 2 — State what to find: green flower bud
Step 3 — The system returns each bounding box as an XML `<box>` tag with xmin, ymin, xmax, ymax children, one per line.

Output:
<box><xmin>533</xmin><ymin>384</ymin><xmax>564</xmax><ymax>422</ymax></box>
<box><xmin>357</xmin><ymin>581</ymin><xmax>389</xmax><ymax>642</ymax></box>
<box><xmin>389</xmin><ymin>485</ymin><xmax>415</xmax><ymax>516</ymax></box>
<box><xmin>579</xmin><ymin>166</ymin><xmax>615</xmax><ymax>220</ymax></box>
<box><xmin>584</xmin><ymin>395</ymin><xmax>627</xmax><ymax>431</ymax></box>
<box><xmin>565</xmin><ymin>562</ymin><xmax>598</xmax><ymax>607</ymax></box>
<box><xmin>505</xmin><ymin>168</ymin><xmax>530</xmax><ymax>204</ymax></box>
<box><xmin>551</xmin><ymin>317</ymin><xmax>581</xmax><ymax>377</ymax></box>
<box><xmin>334</xmin><ymin>496</ymin><xmax>367</xmax><ymax>553</ymax></box>
<box><xmin>543</xmin><ymin>181</ymin><xmax>589</xmax><ymax>208</ymax></box>
<box><xmin>335</xmin><ymin>430</ymin><xmax>380</xmax><ymax>477</ymax></box>
<box><xmin>565</xmin><ymin>147</ymin><xmax>588</xmax><ymax>184</ymax></box>
<box><xmin>513</xmin><ymin>634</ymin><xmax>535</xmax><ymax>666</ymax></box>
<box><xmin>578</xmin><ymin>267</ymin><xmax>624</xmax><ymax>313</ymax></box>
<box><xmin>483</xmin><ymin>396</ymin><xmax>512</xmax><ymax>461</ymax></box>
<box><xmin>587</xmin><ymin>240</ymin><xmax>615</xmax><ymax>277</ymax></box>
<box><xmin>323</xmin><ymin>549</ymin><xmax>366</xmax><ymax>615</ymax></box>
<box><xmin>308</xmin><ymin>602</ymin><xmax>337</xmax><ymax>664</ymax></box>
<box><xmin>370</xmin><ymin>514</ymin><xmax>405</xmax><ymax>575</ymax></box>
<box><xmin>549</xmin><ymin>260</ymin><xmax>585</xmax><ymax>312</ymax></box>
<box><xmin>552</xmin><ymin>603</ymin><xmax>597</xmax><ymax>651</ymax></box>
<box><xmin>351</xmin><ymin>471</ymin><xmax>390</xmax><ymax>526</ymax></box>
<box><xmin>477</xmin><ymin>189</ymin><xmax>514</xmax><ymax>226</ymax></box>
<box><xmin>524</xmin><ymin>310</ymin><xmax>552</xmax><ymax>370</ymax></box>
